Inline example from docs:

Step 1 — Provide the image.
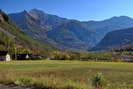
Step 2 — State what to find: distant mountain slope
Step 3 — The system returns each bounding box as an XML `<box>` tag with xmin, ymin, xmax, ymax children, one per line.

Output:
<box><xmin>0</xmin><ymin>9</ymin><xmax>55</xmax><ymax>53</ymax></box>
<box><xmin>93</xmin><ymin>28</ymin><xmax>133</xmax><ymax>50</ymax></box>
<box><xmin>8</xmin><ymin>9</ymin><xmax>133</xmax><ymax>50</ymax></box>
<box><xmin>83</xmin><ymin>16</ymin><xmax>133</xmax><ymax>44</ymax></box>
<box><xmin>47</xmin><ymin>20</ymin><xmax>93</xmax><ymax>50</ymax></box>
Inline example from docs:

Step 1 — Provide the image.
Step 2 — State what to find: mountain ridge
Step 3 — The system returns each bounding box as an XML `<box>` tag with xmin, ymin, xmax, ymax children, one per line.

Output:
<box><xmin>8</xmin><ymin>9</ymin><xmax>133</xmax><ymax>51</ymax></box>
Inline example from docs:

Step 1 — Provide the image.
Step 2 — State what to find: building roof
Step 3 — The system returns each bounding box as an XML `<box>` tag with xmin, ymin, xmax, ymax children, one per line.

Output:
<box><xmin>0</xmin><ymin>51</ymin><xmax>8</xmax><ymax>56</ymax></box>
<box><xmin>17</xmin><ymin>54</ymin><xmax>30</xmax><ymax>56</ymax></box>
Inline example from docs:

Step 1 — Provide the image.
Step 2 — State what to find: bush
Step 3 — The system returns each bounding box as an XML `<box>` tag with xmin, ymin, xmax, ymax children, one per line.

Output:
<box><xmin>49</xmin><ymin>51</ymin><xmax>118</xmax><ymax>62</ymax></box>
<box><xmin>14</xmin><ymin>78</ymin><xmax>34</xmax><ymax>86</ymax></box>
<box><xmin>50</xmin><ymin>51</ymin><xmax>71</xmax><ymax>60</ymax></box>
<box><xmin>80</xmin><ymin>52</ymin><xmax>113</xmax><ymax>61</ymax></box>
<box><xmin>91</xmin><ymin>73</ymin><xmax>106</xmax><ymax>89</ymax></box>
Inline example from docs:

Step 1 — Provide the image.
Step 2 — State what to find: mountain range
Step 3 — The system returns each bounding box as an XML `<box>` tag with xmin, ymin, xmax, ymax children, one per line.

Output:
<box><xmin>8</xmin><ymin>9</ymin><xmax>133</xmax><ymax>51</ymax></box>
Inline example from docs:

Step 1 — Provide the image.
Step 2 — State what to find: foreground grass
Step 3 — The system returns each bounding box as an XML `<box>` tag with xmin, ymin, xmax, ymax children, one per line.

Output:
<box><xmin>0</xmin><ymin>60</ymin><xmax>133</xmax><ymax>89</ymax></box>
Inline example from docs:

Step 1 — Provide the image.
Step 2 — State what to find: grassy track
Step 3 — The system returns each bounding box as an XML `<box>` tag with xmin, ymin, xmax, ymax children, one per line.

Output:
<box><xmin>0</xmin><ymin>60</ymin><xmax>133</xmax><ymax>89</ymax></box>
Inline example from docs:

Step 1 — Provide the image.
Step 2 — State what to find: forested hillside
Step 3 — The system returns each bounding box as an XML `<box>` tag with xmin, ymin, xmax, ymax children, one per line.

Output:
<box><xmin>0</xmin><ymin>9</ymin><xmax>55</xmax><ymax>54</ymax></box>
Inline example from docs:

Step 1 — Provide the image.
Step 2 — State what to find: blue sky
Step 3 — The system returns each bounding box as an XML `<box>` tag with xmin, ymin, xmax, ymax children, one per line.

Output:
<box><xmin>0</xmin><ymin>0</ymin><xmax>133</xmax><ymax>21</ymax></box>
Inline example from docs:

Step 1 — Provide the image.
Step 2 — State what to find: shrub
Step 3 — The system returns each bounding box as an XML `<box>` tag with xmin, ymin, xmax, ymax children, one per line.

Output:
<box><xmin>50</xmin><ymin>51</ymin><xmax>71</xmax><ymax>60</ymax></box>
<box><xmin>14</xmin><ymin>78</ymin><xmax>34</xmax><ymax>86</ymax></box>
<box><xmin>91</xmin><ymin>73</ymin><xmax>106</xmax><ymax>89</ymax></box>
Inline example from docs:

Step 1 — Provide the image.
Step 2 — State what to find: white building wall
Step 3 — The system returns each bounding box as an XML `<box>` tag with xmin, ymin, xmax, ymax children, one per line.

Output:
<box><xmin>6</xmin><ymin>54</ymin><xmax>11</xmax><ymax>61</ymax></box>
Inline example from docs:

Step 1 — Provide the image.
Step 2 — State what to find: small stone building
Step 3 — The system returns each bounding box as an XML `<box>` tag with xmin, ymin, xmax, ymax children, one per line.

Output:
<box><xmin>0</xmin><ymin>51</ymin><xmax>11</xmax><ymax>61</ymax></box>
<box><xmin>16</xmin><ymin>54</ymin><xmax>30</xmax><ymax>60</ymax></box>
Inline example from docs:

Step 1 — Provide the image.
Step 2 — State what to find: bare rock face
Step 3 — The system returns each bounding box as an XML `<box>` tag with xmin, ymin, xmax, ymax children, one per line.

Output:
<box><xmin>0</xmin><ymin>14</ymin><xmax>4</xmax><ymax>21</ymax></box>
<box><xmin>0</xmin><ymin>10</ymin><xmax>5</xmax><ymax>22</ymax></box>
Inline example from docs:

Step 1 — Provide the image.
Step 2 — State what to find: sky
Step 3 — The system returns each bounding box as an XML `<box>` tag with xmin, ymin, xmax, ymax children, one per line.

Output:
<box><xmin>0</xmin><ymin>0</ymin><xmax>133</xmax><ymax>21</ymax></box>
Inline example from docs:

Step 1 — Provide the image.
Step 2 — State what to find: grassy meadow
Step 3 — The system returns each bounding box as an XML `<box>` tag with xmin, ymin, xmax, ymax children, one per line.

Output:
<box><xmin>0</xmin><ymin>60</ymin><xmax>133</xmax><ymax>89</ymax></box>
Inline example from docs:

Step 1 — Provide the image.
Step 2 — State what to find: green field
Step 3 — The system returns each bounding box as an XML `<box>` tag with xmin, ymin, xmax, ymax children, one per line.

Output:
<box><xmin>0</xmin><ymin>60</ymin><xmax>133</xmax><ymax>89</ymax></box>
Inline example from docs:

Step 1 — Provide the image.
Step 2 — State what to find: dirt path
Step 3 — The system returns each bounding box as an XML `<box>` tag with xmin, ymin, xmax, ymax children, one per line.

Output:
<box><xmin>0</xmin><ymin>84</ymin><xmax>35</xmax><ymax>89</ymax></box>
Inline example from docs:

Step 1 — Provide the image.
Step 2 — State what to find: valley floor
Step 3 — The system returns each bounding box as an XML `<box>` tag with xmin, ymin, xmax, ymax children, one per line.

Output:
<box><xmin>0</xmin><ymin>60</ymin><xmax>133</xmax><ymax>89</ymax></box>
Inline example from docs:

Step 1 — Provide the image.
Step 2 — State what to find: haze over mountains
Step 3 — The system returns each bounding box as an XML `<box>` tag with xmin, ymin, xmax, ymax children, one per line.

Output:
<box><xmin>8</xmin><ymin>9</ymin><xmax>133</xmax><ymax>51</ymax></box>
